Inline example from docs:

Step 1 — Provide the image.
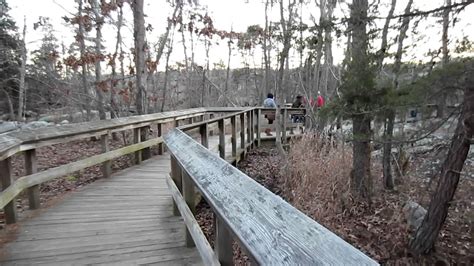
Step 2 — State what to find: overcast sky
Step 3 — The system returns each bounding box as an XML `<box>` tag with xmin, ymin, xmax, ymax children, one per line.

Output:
<box><xmin>9</xmin><ymin>0</ymin><xmax>474</xmax><ymax>71</ymax></box>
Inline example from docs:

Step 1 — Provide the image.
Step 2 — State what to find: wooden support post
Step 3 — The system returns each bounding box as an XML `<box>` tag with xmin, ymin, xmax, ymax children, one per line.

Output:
<box><xmin>182</xmin><ymin>170</ymin><xmax>195</xmax><ymax>247</ymax></box>
<box><xmin>250</xmin><ymin>110</ymin><xmax>255</xmax><ymax>147</ymax></box>
<box><xmin>209</xmin><ymin>114</ymin><xmax>215</xmax><ymax>136</ymax></box>
<box><xmin>257</xmin><ymin>109</ymin><xmax>262</xmax><ymax>147</ymax></box>
<box><xmin>170</xmin><ymin>155</ymin><xmax>182</xmax><ymax>216</ymax></box>
<box><xmin>282</xmin><ymin>108</ymin><xmax>288</xmax><ymax>144</ymax></box>
<box><xmin>188</xmin><ymin>117</ymin><xmax>193</xmax><ymax>124</ymax></box>
<box><xmin>157</xmin><ymin>123</ymin><xmax>164</xmax><ymax>155</ymax></box>
<box><xmin>0</xmin><ymin>157</ymin><xmax>17</xmax><ymax>224</ymax></box>
<box><xmin>240</xmin><ymin>113</ymin><xmax>245</xmax><ymax>150</ymax></box>
<box><xmin>216</xmin><ymin>217</ymin><xmax>233</xmax><ymax>265</ymax></box>
<box><xmin>200</xmin><ymin>123</ymin><xmax>209</xmax><ymax>148</ymax></box>
<box><xmin>25</xmin><ymin>149</ymin><xmax>40</xmax><ymax>210</ymax></box>
<box><xmin>133</xmin><ymin>127</ymin><xmax>142</xmax><ymax>164</ymax></box>
<box><xmin>218</xmin><ymin>119</ymin><xmax>225</xmax><ymax>159</ymax></box>
<box><xmin>141</xmin><ymin>126</ymin><xmax>151</xmax><ymax>160</ymax></box>
<box><xmin>175</xmin><ymin>119</ymin><xmax>180</xmax><ymax>128</ymax></box>
<box><xmin>246</xmin><ymin>111</ymin><xmax>252</xmax><ymax>145</ymax></box>
<box><xmin>231</xmin><ymin>116</ymin><xmax>237</xmax><ymax>158</ymax></box>
<box><xmin>100</xmin><ymin>134</ymin><xmax>112</xmax><ymax>178</ymax></box>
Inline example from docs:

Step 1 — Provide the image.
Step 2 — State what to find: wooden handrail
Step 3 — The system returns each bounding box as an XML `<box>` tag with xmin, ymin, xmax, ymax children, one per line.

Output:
<box><xmin>0</xmin><ymin>107</ymin><xmax>246</xmax><ymax>224</ymax></box>
<box><xmin>0</xmin><ymin>107</ymin><xmax>245</xmax><ymax>160</ymax></box>
<box><xmin>165</xmin><ymin>126</ymin><xmax>378</xmax><ymax>265</ymax></box>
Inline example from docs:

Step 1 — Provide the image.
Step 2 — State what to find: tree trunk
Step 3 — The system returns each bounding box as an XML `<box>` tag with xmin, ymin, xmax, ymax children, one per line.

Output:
<box><xmin>92</xmin><ymin>0</ymin><xmax>106</xmax><ymax>120</ymax></box>
<box><xmin>133</xmin><ymin>0</ymin><xmax>146</xmax><ymax>115</ymax></box>
<box><xmin>437</xmin><ymin>0</ymin><xmax>451</xmax><ymax>118</ymax></box>
<box><xmin>161</xmin><ymin>43</ymin><xmax>172</xmax><ymax>112</ymax></box>
<box><xmin>18</xmin><ymin>17</ymin><xmax>27</xmax><ymax>121</ymax></box>
<box><xmin>78</xmin><ymin>0</ymin><xmax>91</xmax><ymax>120</ymax></box>
<box><xmin>132</xmin><ymin>0</ymin><xmax>150</xmax><ymax>160</ymax></box>
<box><xmin>262</xmin><ymin>0</ymin><xmax>271</xmax><ymax>102</ymax></box>
<box><xmin>382</xmin><ymin>109</ymin><xmax>395</xmax><ymax>189</ymax></box>
<box><xmin>376</xmin><ymin>0</ymin><xmax>397</xmax><ymax>70</ymax></box>
<box><xmin>382</xmin><ymin>0</ymin><xmax>413</xmax><ymax>189</ymax></box>
<box><xmin>351</xmin><ymin>114</ymin><xmax>373</xmax><ymax>200</ymax></box>
<box><xmin>110</xmin><ymin>3</ymin><xmax>124</xmax><ymax>127</ymax></box>
<box><xmin>347</xmin><ymin>0</ymin><xmax>373</xmax><ymax>201</ymax></box>
<box><xmin>409</xmin><ymin>85</ymin><xmax>473</xmax><ymax>254</ymax></box>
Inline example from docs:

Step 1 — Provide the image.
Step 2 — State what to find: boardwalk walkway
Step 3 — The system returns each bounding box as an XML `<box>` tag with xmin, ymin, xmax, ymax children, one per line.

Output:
<box><xmin>0</xmin><ymin>126</ymin><xmax>295</xmax><ymax>265</ymax></box>
<box><xmin>0</xmin><ymin>155</ymin><xmax>203</xmax><ymax>265</ymax></box>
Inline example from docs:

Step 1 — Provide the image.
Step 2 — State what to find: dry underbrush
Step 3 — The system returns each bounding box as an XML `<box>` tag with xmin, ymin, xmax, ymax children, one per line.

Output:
<box><xmin>273</xmin><ymin>134</ymin><xmax>471</xmax><ymax>264</ymax></box>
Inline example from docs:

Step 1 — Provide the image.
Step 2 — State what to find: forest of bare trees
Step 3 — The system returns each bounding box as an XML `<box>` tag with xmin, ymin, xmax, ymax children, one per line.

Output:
<box><xmin>1</xmin><ymin>0</ymin><xmax>473</xmax><ymax>263</ymax></box>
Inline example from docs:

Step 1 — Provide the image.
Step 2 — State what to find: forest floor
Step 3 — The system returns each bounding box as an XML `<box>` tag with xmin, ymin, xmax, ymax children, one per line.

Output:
<box><xmin>194</xmin><ymin>140</ymin><xmax>472</xmax><ymax>265</ymax></box>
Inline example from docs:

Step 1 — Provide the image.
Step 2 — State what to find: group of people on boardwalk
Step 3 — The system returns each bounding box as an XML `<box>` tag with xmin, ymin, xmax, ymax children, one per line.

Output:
<box><xmin>262</xmin><ymin>92</ymin><xmax>324</xmax><ymax>135</ymax></box>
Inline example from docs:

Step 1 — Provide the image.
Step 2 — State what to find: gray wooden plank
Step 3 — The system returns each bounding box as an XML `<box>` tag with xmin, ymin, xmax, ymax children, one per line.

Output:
<box><xmin>165</xmin><ymin>129</ymin><xmax>378</xmax><ymax>265</ymax></box>
<box><xmin>0</xmin><ymin>153</ymin><xmax>202</xmax><ymax>265</ymax></box>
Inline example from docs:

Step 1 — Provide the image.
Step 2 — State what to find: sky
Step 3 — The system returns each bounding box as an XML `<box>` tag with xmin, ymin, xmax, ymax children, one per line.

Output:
<box><xmin>8</xmin><ymin>0</ymin><xmax>474</xmax><ymax>71</ymax></box>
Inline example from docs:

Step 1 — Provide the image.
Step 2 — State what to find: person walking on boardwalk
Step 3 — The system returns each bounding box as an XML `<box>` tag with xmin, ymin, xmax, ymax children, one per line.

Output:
<box><xmin>291</xmin><ymin>95</ymin><xmax>304</xmax><ymax>123</ymax></box>
<box><xmin>317</xmin><ymin>91</ymin><xmax>325</xmax><ymax>109</ymax></box>
<box><xmin>263</xmin><ymin>93</ymin><xmax>276</xmax><ymax>136</ymax></box>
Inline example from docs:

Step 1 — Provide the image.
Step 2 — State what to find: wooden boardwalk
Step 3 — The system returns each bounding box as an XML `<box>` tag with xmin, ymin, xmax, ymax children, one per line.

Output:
<box><xmin>0</xmin><ymin>155</ymin><xmax>203</xmax><ymax>265</ymax></box>
<box><xmin>0</xmin><ymin>129</ymin><xmax>298</xmax><ymax>265</ymax></box>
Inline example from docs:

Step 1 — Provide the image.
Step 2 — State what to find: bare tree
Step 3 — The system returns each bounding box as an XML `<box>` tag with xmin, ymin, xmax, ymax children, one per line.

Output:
<box><xmin>78</xmin><ymin>0</ymin><xmax>91</xmax><ymax>119</ymax></box>
<box><xmin>346</xmin><ymin>0</ymin><xmax>374</xmax><ymax>201</ymax></box>
<box><xmin>91</xmin><ymin>0</ymin><xmax>106</xmax><ymax>120</ymax></box>
<box><xmin>132</xmin><ymin>0</ymin><xmax>147</xmax><ymax>115</ymax></box>
<box><xmin>437</xmin><ymin>0</ymin><xmax>452</xmax><ymax>118</ymax></box>
<box><xmin>18</xmin><ymin>17</ymin><xmax>27</xmax><ymax>121</ymax></box>
<box><xmin>410</xmin><ymin>68</ymin><xmax>474</xmax><ymax>254</ymax></box>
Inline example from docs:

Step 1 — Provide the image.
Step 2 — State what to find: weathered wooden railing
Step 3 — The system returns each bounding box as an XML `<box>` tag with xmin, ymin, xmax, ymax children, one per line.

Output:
<box><xmin>165</xmin><ymin>121</ymin><xmax>378</xmax><ymax>265</ymax></box>
<box><xmin>0</xmin><ymin>107</ymin><xmax>244</xmax><ymax>224</ymax></box>
<box><xmin>165</xmin><ymin>108</ymin><xmax>375</xmax><ymax>265</ymax></box>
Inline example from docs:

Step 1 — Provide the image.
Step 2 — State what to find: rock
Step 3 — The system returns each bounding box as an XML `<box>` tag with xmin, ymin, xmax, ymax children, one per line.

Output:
<box><xmin>0</xmin><ymin>121</ymin><xmax>20</xmax><ymax>134</ymax></box>
<box><xmin>402</xmin><ymin>200</ymin><xmax>427</xmax><ymax>230</ymax></box>
<box><xmin>60</xmin><ymin>120</ymin><xmax>70</xmax><ymax>124</ymax></box>
<box><xmin>21</xmin><ymin>121</ymin><xmax>52</xmax><ymax>130</ymax></box>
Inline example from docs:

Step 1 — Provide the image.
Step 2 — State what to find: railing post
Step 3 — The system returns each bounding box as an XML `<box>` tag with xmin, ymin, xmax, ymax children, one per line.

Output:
<box><xmin>188</xmin><ymin>117</ymin><xmax>193</xmax><ymax>124</ymax></box>
<box><xmin>218</xmin><ymin>119</ymin><xmax>225</xmax><ymax>159</ymax></box>
<box><xmin>246</xmin><ymin>111</ymin><xmax>252</xmax><ymax>146</ymax></box>
<box><xmin>170</xmin><ymin>155</ymin><xmax>182</xmax><ymax>216</ymax></box>
<box><xmin>282</xmin><ymin>108</ymin><xmax>288</xmax><ymax>144</ymax></box>
<box><xmin>100</xmin><ymin>134</ymin><xmax>112</xmax><ymax>178</ymax></box>
<box><xmin>133</xmin><ymin>127</ymin><xmax>142</xmax><ymax>164</ymax></box>
<box><xmin>175</xmin><ymin>119</ymin><xmax>180</xmax><ymax>128</ymax></box>
<box><xmin>0</xmin><ymin>157</ymin><xmax>17</xmax><ymax>224</ymax></box>
<box><xmin>200</xmin><ymin>123</ymin><xmax>209</xmax><ymax>148</ymax></box>
<box><xmin>25</xmin><ymin>149</ymin><xmax>40</xmax><ymax>210</ymax></box>
<box><xmin>209</xmin><ymin>114</ymin><xmax>215</xmax><ymax>136</ymax></box>
<box><xmin>216</xmin><ymin>217</ymin><xmax>233</xmax><ymax>265</ymax></box>
<box><xmin>231</xmin><ymin>116</ymin><xmax>237</xmax><ymax>158</ymax></box>
<box><xmin>240</xmin><ymin>113</ymin><xmax>245</xmax><ymax>150</ymax></box>
<box><xmin>157</xmin><ymin>123</ymin><xmax>164</xmax><ymax>155</ymax></box>
<box><xmin>250</xmin><ymin>110</ymin><xmax>255</xmax><ymax>147</ymax></box>
<box><xmin>141</xmin><ymin>126</ymin><xmax>151</xmax><ymax>160</ymax></box>
<box><xmin>182</xmin><ymin>170</ymin><xmax>196</xmax><ymax>247</ymax></box>
<box><xmin>257</xmin><ymin>109</ymin><xmax>262</xmax><ymax>147</ymax></box>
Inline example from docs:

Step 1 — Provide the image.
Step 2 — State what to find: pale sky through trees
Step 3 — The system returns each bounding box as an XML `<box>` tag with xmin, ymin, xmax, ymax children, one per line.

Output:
<box><xmin>9</xmin><ymin>0</ymin><xmax>474</xmax><ymax>71</ymax></box>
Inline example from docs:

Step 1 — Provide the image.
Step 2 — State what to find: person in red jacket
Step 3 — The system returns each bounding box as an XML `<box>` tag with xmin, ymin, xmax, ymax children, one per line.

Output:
<box><xmin>317</xmin><ymin>91</ymin><xmax>325</xmax><ymax>108</ymax></box>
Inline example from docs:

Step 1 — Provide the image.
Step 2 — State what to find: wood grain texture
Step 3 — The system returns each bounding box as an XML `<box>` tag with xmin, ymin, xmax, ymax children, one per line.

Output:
<box><xmin>0</xmin><ymin>156</ymin><xmax>203</xmax><ymax>265</ymax></box>
<box><xmin>166</xmin><ymin>175</ymin><xmax>219</xmax><ymax>266</ymax></box>
<box><xmin>165</xmin><ymin>129</ymin><xmax>379</xmax><ymax>265</ymax></box>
